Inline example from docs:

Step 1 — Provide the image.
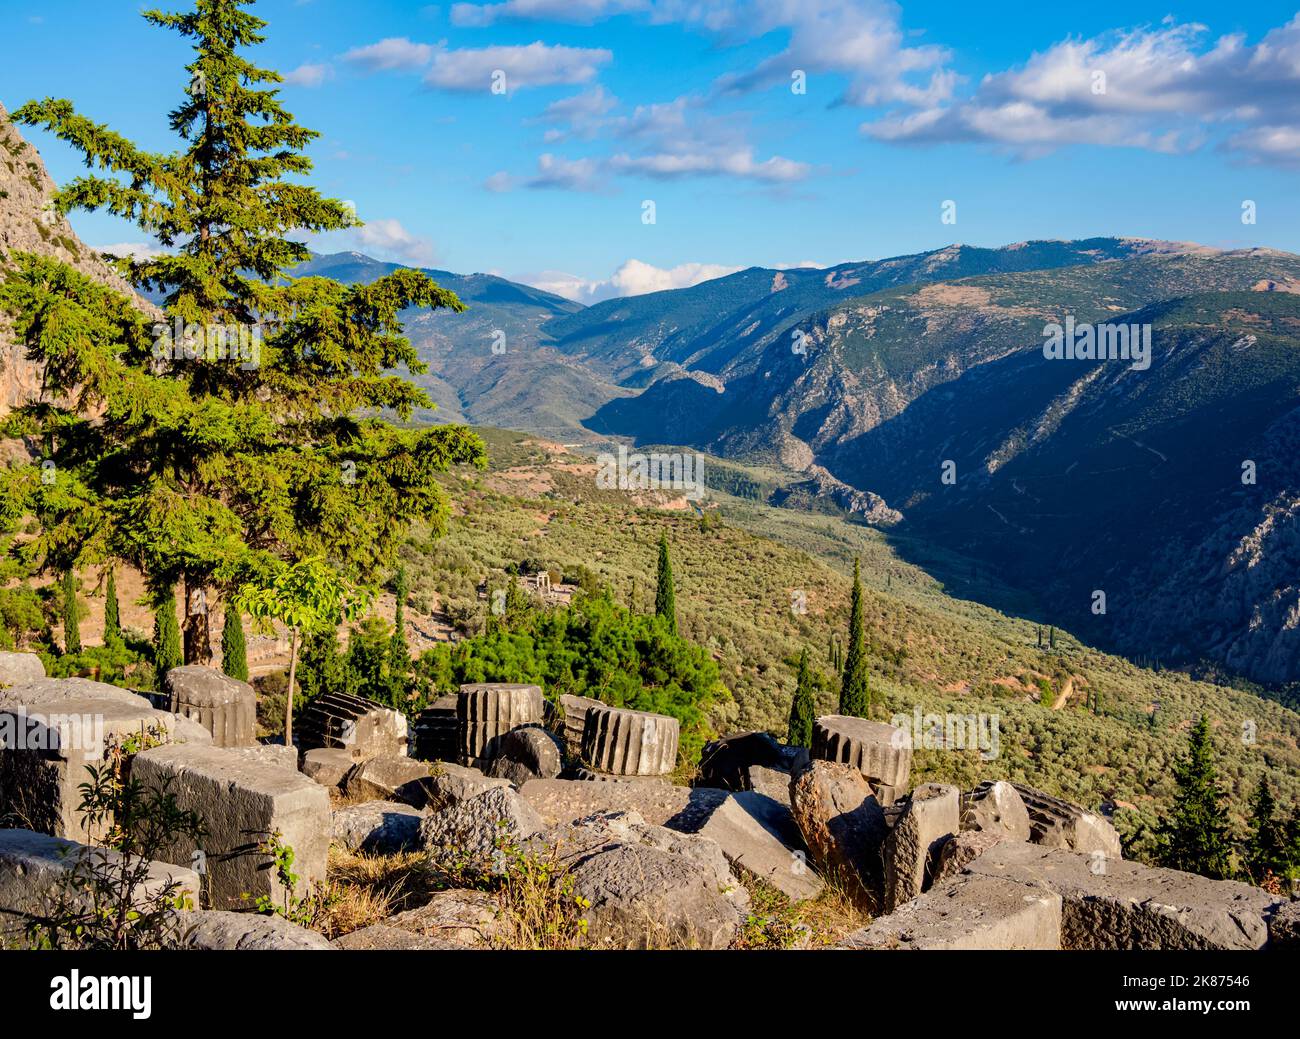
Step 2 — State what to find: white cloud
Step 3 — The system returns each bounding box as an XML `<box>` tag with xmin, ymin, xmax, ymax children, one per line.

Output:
<box><xmin>283</xmin><ymin>62</ymin><xmax>334</xmax><ymax>88</ymax></box>
<box><xmin>95</xmin><ymin>242</ymin><xmax>168</xmax><ymax>261</ymax></box>
<box><xmin>519</xmin><ymin>258</ymin><xmax>741</xmax><ymax>303</ymax></box>
<box><xmin>353</xmin><ymin>218</ymin><xmax>435</xmax><ymax>266</ymax></box>
<box><xmin>424</xmin><ymin>42</ymin><xmax>612</xmax><ymax>92</ymax></box>
<box><xmin>861</xmin><ymin>16</ymin><xmax>1300</xmax><ymax>164</ymax></box>
<box><xmin>609</xmin><ymin>148</ymin><xmax>808</xmax><ymax>182</ymax></box>
<box><xmin>450</xmin><ymin>0</ymin><xmax>647</xmax><ymax>28</ymax></box>
<box><xmin>343</xmin><ymin>37</ymin><xmax>435</xmax><ymax>72</ymax></box>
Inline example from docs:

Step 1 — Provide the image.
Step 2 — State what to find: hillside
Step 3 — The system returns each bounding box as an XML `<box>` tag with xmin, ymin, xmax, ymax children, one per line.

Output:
<box><xmin>405</xmin><ymin>428</ymin><xmax>1300</xmax><ymax>860</ymax></box>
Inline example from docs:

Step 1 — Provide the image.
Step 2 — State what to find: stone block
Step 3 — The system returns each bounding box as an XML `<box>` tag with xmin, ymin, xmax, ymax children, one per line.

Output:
<box><xmin>419</xmin><ymin>785</ymin><xmax>545</xmax><ymax>870</ymax></box>
<box><xmin>556</xmin><ymin>694</ymin><xmax>602</xmax><ymax>759</ymax></box>
<box><xmin>297</xmin><ymin>691</ymin><xmax>408</xmax><ymax>760</ymax></box>
<box><xmin>163</xmin><ymin>665</ymin><xmax>257</xmax><ymax>748</ymax></box>
<box><xmin>132</xmin><ymin>743</ymin><xmax>330</xmax><ymax>911</ymax></box>
<box><xmin>836</xmin><ymin>873</ymin><xmax>1062</xmax><ymax>950</ymax></box>
<box><xmin>486</xmin><ymin>724</ymin><xmax>564</xmax><ymax>787</ymax></box>
<box><xmin>961</xmin><ymin>780</ymin><xmax>1031</xmax><ymax>840</ymax></box>
<box><xmin>1011</xmin><ymin>783</ymin><xmax>1123</xmax><ymax>857</ymax></box>
<box><xmin>789</xmin><ymin>760</ymin><xmax>886</xmax><ymax>909</ymax></box>
<box><xmin>883</xmin><ymin>782</ymin><xmax>960</xmax><ymax>911</ymax></box>
<box><xmin>966</xmin><ymin>841</ymin><xmax>1282</xmax><ymax>950</ymax></box>
<box><xmin>811</xmin><ymin>715</ymin><xmax>911</xmax><ymax>800</ymax></box>
<box><xmin>343</xmin><ymin>754</ymin><xmax>432</xmax><ymax>806</ymax></box>
<box><xmin>332</xmin><ymin>800</ymin><xmax>425</xmax><ymax>854</ymax></box>
<box><xmin>177</xmin><ymin>910</ymin><xmax>333</xmax><ymax>949</ymax></box>
<box><xmin>932</xmin><ymin>829</ymin><xmax>1016</xmax><ymax>886</ymax></box>
<box><xmin>0</xmin><ymin>829</ymin><xmax>199</xmax><ymax>945</ymax></box>
<box><xmin>332</xmin><ymin>924</ymin><xmax>466</xmax><ymax>950</ymax></box>
<box><xmin>300</xmin><ymin>747</ymin><xmax>354</xmax><ymax>788</ymax></box>
<box><xmin>581</xmin><ymin>704</ymin><xmax>679</xmax><ymax>776</ymax></box>
<box><xmin>410</xmin><ymin>695</ymin><xmax>458</xmax><ymax>762</ymax></box>
<box><xmin>0</xmin><ymin>651</ymin><xmax>45</xmax><ymax>688</ymax></box>
<box><xmin>458</xmin><ymin>683</ymin><xmax>544</xmax><ymax>768</ymax></box>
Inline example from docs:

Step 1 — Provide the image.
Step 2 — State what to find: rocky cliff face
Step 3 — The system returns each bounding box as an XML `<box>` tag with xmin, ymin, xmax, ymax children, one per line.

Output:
<box><xmin>0</xmin><ymin>101</ymin><xmax>142</xmax><ymax>419</ymax></box>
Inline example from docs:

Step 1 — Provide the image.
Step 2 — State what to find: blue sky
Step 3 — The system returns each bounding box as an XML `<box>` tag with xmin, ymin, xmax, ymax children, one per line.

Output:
<box><xmin>5</xmin><ymin>1</ymin><xmax>1300</xmax><ymax>302</ymax></box>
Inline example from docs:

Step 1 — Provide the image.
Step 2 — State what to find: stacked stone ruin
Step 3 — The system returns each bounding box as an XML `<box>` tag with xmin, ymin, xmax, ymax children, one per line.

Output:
<box><xmin>457</xmin><ymin>683</ymin><xmax>545</xmax><ymax>769</ymax></box>
<box><xmin>811</xmin><ymin>714</ymin><xmax>912</xmax><ymax>804</ymax></box>
<box><xmin>411</xmin><ymin>695</ymin><xmax>458</xmax><ymax>761</ymax></box>
<box><xmin>164</xmin><ymin>665</ymin><xmax>257</xmax><ymax>748</ymax></box>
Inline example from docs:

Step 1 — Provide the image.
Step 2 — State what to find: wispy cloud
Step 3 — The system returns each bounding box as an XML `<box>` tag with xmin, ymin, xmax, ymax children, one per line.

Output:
<box><xmin>517</xmin><ymin>257</ymin><xmax>741</xmax><ymax>303</ymax></box>
<box><xmin>283</xmin><ymin>62</ymin><xmax>334</xmax><ymax>88</ymax></box>
<box><xmin>344</xmin><ymin>37</ymin><xmax>611</xmax><ymax>92</ymax></box>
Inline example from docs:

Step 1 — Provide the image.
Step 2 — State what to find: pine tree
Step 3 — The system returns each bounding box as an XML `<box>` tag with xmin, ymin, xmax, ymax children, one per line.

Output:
<box><xmin>787</xmin><ymin>648</ymin><xmax>816</xmax><ymax>748</ymax></box>
<box><xmin>1244</xmin><ymin>775</ymin><xmax>1287</xmax><ymax>886</ymax></box>
<box><xmin>221</xmin><ymin>599</ymin><xmax>248</xmax><ymax>682</ymax></box>
<box><xmin>152</xmin><ymin>586</ymin><xmax>183</xmax><ymax>682</ymax></box>
<box><xmin>654</xmin><ymin>533</ymin><xmax>677</xmax><ymax>635</ymax></box>
<box><xmin>61</xmin><ymin>569</ymin><xmax>81</xmax><ymax>655</ymax></box>
<box><xmin>1</xmin><ymin>0</ymin><xmax>485</xmax><ymax>665</ymax></box>
<box><xmin>103</xmin><ymin>567</ymin><xmax>121</xmax><ymax>645</ymax></box>
<box><xmin>1156</xmin><ymin>714</ymin><xmax>1234</xmax><ymax>879</ymax></box>
<box><xmin>839</xmin><ymin>558</ymin><xmax>871</xmax><ymax>717</ymax></box>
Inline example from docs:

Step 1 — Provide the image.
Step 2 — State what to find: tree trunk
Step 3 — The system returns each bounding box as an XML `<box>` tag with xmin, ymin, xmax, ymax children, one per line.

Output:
<box><xmin>284</xmin><ymin>626</ymin><xmax>299</xmax><ymax>749</ymax></box>
<box><xmin>182</xmin><ymin>574</ymin><xmax>213</xmax><ymax>665</ymax></box>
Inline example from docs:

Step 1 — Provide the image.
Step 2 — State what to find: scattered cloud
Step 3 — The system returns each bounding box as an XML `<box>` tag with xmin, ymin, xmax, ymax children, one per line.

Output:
<box><xmin>283</xmin><ymin>62</ymin><xmax>334</xmax><ymax>88</ymax></box>
<box><xmin>861</xmin><ymin>16</ymin><xmax>1300</xmax><ymax>165</ymax></box>
<box><xmin>450</xmin><ymin>0</ymin><xmax>647</xmax><ymax>28</ymax></box>
<box><xmin>343</xmin><ymin>37</ymin><xmax>435</xmax><ymax>72</ymax></box>
<box><xmin>518</xmin><ymin>257</ymin><xmax>741</xmax><ymax>303</ymax></box>
<box><xmin>95</xmin><ymin>242</ymin><xmax>168</xmax><ymax>261</ymax></box>
<box><xmin>353</xmin><ymin>218</ymin><xmax>436</xmax><ymax>266</ymax></box>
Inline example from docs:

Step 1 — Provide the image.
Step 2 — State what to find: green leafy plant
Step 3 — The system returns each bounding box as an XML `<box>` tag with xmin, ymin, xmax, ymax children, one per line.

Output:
<box><xmin>247</xmin><ymin>829</ymin><xmax>336</xmax><ymax>929</ymax></box>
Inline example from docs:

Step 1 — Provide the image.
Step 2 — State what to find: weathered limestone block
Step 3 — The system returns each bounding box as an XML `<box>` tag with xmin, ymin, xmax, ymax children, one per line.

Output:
<box><xmin>1268</xmin><ymin>900</ymin><xmax>1300</xmax><ymax>947</ymax></box>
<box><xmin>549</xmin><ymin>810</ymin><xmax>746</xmax><ymax>950</ymax></box>
<box><xmin>748</xmin><ymin>765</ymin><xmax>795</xmax><ymax>807</ymax></box>
<box><xmin>486</xmin><ymin>725</ymin><xmax>564</xmax><ymax>787</ymax></box>
<box><xmin>411</xmin><ymin>695</ymin><xmax>458</xmax><ymax>762</ymax></box>
<box><xmin>343</xmin><ymin>754</ymin><xmax>432</xmax><ymax>807</ymax></box>
<box><xmin>177</xmin><ymin>910</ymin><xmax>333</xmax><ymax>950</ymax></box>
<box><xmin>966</xmin><ymin>841</ymin><xmax>1282</xmax><ymax>950</ymax></box>
<box><xmin>1011</xmin><ymin>783</ymin><xmax>1123</xmax><ymax>857</ymax></box>
<box><xmin>387</xmin><ymin>888</ymin><xmax>508</xmax><ymax>947</ymax></box>
<box><xmin>420</xmin><ymin>760</ymin><xmax>511</xmax><ymax>810</ymax></box>
<box><xmin>163</xmin><ymin>665</ymin><xmax>257</xmax><ymax>748</ymax></box>
<box><xmin>297</xmin><ymin>691</ymin><xmax>408</xmax><ymax>760</ymax></box>
<box><xmin>962</xmin><ymin>780</ymin><xmax>1031</xmax><ymax>840</ymax></box>
<box><xmin>520</xmin><ymin>777</ymin><xmax>703</xmax><ymax>828</ymax></box>
<box><xmin>836</xmin><ymin>873</ymin><xmax>1062</xmax><ymax>950</ymax></box>
<box><xmin>0</xmin><ymin>651</ymin><xmax>45</xmax><ymax>688</ymax></box>
<box><xmin>0</xmin><ymin>676</ymin><xmax>153</xmax><ymax>709</ymax></box>
<box><xmin>300</xmin><ymin>747</ymin><xmax>354</xmax><ymax>788</ymax></box>
<box><xmin>562</xmin><ymin>766</ymin><xmax>668</xmax><ymax>784</ymax></box>
<box><xmin>687</xmin><ymin>791</ymin><xmax>822</xmax><ymax>902</ymax></box>
<box><xmin>933</xmin><ymin>829</ymin><xmax>1015</xmax><ymax>886</ymax></box>
<box><xmin>581</xmin><ymin>704</ymin><xmax>679</xmax><ymax>776</ymax></box>
<box><xmin>0</xmin><ymin>692</ymin><xmax>211</xmax><ymax>839</ymax></box>
<box><xmin>0</xmin><ymin>829</ymin><xmax>200</xmax><ymax>945</ymax></box>
<box><xmin>220</xmin><ymin>744</ymin><xmax>298</xmax><ymax>771</ymax></box>
<box><xmin>458</xmin><ymin>683</ymin><xmax>544</xmax><ymax>768</ymax></box>
<box><xmin>419</xmin><ymin>785</ymin><xmax>544</xmax><ymax>870</ymax></box>
<box><xmin>133</xmin><ymin>743</ymin><xmax>330</xmax><ymax>910</ymax></box>
<box><xmin>883</xmin><ymin>782</ymin><xmax>961</xmax><ymax>911</ymax></box>
<box><xmin>556</xmin><ymin>694</ymin><xmax>603</xmax><ymax>759</ymax></box>
<box><xmin>811</xmin><ymin>715</ymin><xmax>911</xmax><ymax>802</ymax></box>
<box><xmin>332</xmin><ymin>924</ymin><xmax>467</xmax><ymax>950</ymax></box>
<box><xmin>332</xmin><ymin>800</ymin><xmax>425</xmax><ymax>854</ymax></box>
<box><xmin>789</xmin><ymin>760</ymin><xmax>886</xmax><ymax>909</ymax></box>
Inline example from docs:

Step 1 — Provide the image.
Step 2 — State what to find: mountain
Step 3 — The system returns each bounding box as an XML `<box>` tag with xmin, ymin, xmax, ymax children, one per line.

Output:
<box><xmin>294</xmin><ymin>251</ymin><xmax>626</xmax><ymax>437</ymax></box>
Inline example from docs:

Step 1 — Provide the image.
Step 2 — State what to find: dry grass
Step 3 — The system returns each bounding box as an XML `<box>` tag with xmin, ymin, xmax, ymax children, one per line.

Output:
<box><xmin>322</xmin><ymin>848</ymin><xmax>445</xmax><ymax>938</ymax></box>
<box><xmin>733</xmin><ymin>871</ymin><xmax>870</xmax><ymax>949</ymax></box>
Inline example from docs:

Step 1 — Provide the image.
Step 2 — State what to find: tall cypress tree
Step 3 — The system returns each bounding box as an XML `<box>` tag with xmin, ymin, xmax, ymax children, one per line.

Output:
<box><xmin>1244</xmin><ymin>775</ymin><xmax>1287</xmax><ymax>885</ymax></box>
<box><xmin>787</xmin><ymin>648</ymin><xmax>816</xmax><ymax>748</ymax></box>
<box><xmin>62</xmin><ymin>569</ymin><xmax>81</xmax><ymax>655</ymax></box>
<box><xmin>839</xmin><ymin>558</ymin><xmax>870</xmax><ymax>717</ymax></box>
<box><xmin>103</xmin><ymin>567</ymin><xmax>121</xmax><ymax>645</ymax></box>
<box><xmin>387</xmin><ymin>565</ymin><xmax>411</xmax><ymax>706</ymax></box>
<box><xmin>2</xmin><ymin>0</ymin><xmax>484</xmax><ymax>666</ymax></box>
<box><xmin>221</xmin><ymin>599</ymin><xmax>249</xmax><ymax>682</ymax></box>
<box><xmin>153</xmin><ymin>585</ymin><xmax>183</xmax><ymax>682</ymax></box>
<box><xmin>1156</xmin><ymin>714</ymin><xmax>1234</xmax><ymax>879</ymax></box>
<box><xmin>655</xmin><ymin>532</ymin><xmax>677</xmax><ymax>635</ymax></box>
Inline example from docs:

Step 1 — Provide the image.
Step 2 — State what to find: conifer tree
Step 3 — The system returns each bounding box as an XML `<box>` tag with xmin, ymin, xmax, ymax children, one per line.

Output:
<box><xmin>103</xmin><ymin>567</ymin><xmax>121</xmax><ymax>645</ymax></box>
<box><xmin>1</xmin><ymin>0</ymin><xmax>485</xmax><ymax>665</ymax></box>
<box><xmin>153</xmin><ymin>586</ymin><xmax>183</xmax><ymax>681</ymax></box>
<box><xmin>221</xmin><ymin>599</ymin><xmax>248</xmax><ymax>682</ymax></box>
<box><xmin>387</xmin><ymin>565</ymin><xmax>411</xmax><ymax>706</ymax></box>
<box><xmin>839</xmin><ymin>558</ymin><xmax>870</xmax><ymax>717</ymax></box>
<box><xmin>787</xmin><ymin>648</ymin><xmax>816</xmax><ymax>748</ymax></box>
<box><xmin>1244</xmin><ymin>775</ymin><xmax>1288</xmax><ymax>885</ymax></box>
<box><xmin>61</xmin><ymin>569</ymin><xmax>81</xmax><ymax>655</ymax></box>
<box><xmin>655</xmin><ymin>533</ymin><xmax>677</xmax><ymax>635</ymax></box>
<box><xmin>1156</xmin><ymin>714</ymin><xmax>1234</xmax><ymax>879</ymax></box>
